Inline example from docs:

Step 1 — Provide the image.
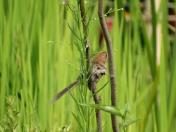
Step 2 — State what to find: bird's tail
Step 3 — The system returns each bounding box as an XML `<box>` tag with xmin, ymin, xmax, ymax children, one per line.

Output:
<box><xmin>50</xmin><ymin>80</ymin><xmax>79</xmax><ymax>103</ymax></box>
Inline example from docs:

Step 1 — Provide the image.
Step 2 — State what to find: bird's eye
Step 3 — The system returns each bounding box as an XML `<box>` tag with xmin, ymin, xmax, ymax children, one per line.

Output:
<box><xmin>97</xmin><ymin>67</ymin><xmax>101</xmax><ymax>70</ymax></box>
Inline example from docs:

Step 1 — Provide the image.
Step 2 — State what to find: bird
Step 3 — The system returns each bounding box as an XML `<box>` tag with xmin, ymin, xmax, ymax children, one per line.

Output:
<box><xmin>50</xmin><ymin>51</ymin><xmax>108</xmax><ymax>103</ymax></box>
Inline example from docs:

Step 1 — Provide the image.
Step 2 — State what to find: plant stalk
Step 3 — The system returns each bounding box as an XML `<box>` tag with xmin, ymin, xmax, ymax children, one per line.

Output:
<box><xmin>79</xmin><ymin>0</ymin><xmax>102</xmax><ymax>131</ymax></box>
<box><xmin>98</xmin><ymin>0</ymin><xmax>118</xmax><ymax>131</ymax></box>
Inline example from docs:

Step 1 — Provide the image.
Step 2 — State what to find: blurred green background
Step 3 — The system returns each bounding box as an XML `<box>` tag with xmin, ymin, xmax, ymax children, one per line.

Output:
<box><xmin>0</xmin><ymin>0</ymin><xmax>176</xmax><ymax>131</ymax></box>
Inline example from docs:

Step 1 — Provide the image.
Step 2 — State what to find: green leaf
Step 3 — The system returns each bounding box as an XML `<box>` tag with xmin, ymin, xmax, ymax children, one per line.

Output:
<box><xmin>80</xmin><ymin>104</ymin><xmax>123</xmax><ymax>117</ymax></box>
<box><xmin>123</xmin><ymin>118</ymin><xmax>139</xmax><ymax>127</ymax></box>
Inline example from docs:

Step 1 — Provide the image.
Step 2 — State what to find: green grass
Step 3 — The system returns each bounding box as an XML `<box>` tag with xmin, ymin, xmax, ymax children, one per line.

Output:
<box><xmin>0</xmin><ymin>0</ymin><xmax>176</xmax><ymax>131</ymax></box>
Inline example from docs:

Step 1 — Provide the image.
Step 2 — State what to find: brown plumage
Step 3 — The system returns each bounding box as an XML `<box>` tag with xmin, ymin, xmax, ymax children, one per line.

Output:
<box><xmin>51</xmin><ymin>51</ymin><xmax>108</xmax><ymax>103</ymax></box>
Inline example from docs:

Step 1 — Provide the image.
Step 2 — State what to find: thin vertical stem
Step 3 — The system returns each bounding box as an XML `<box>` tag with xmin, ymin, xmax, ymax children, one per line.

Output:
<box><xmin>98</xmin><ymin>0</ymin><xmax>118</xmax><ymax>132</ymax></box>
<box><xmin>79</xmin><ymin>1</ymin><xmax>102</xmax><ymax>131</ymax></box>
<box><xmin>91</xmin><ymin>82</ymin><xmax>102</xmax><ymax>132</ymax></box>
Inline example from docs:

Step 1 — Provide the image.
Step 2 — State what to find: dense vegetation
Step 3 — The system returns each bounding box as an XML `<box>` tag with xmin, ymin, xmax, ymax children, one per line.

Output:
<box><xmin>0</xmin><ymin>0</ymin><xmax>176</xmax><ymax>131</ymax></box>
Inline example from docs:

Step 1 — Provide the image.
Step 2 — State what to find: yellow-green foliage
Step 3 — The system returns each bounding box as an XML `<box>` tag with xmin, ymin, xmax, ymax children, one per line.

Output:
<box><xmin>0</xmin><ymin>0</ymin><xmax>176</xmax><ymax>132</ymax></box>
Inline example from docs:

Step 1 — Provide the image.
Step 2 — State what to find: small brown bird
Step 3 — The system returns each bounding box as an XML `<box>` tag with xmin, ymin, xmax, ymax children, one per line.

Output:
<box><xmin>91</xmin><ymin>51</ymin><xmax>107</xmax><ymax>83</ymax></box>
<box><xmin>51</xmin><ymin>51</ymin><xmax>108</xmax><ymax>103</ymax></box>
